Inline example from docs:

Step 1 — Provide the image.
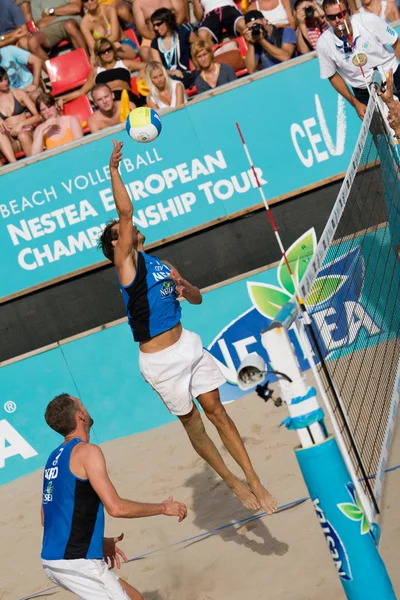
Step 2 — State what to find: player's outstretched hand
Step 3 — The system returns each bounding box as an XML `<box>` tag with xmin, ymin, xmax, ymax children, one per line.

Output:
<box><xmin>110</xmin><ymin>139</ymin><xmax>123</xmax><ymax>169</ymax></box>
<box><xmin>162</xmin><ymin>496</ymin><xmax>187</xmax><ymax>522</ymax></box>
<box><xmin>103</xmin><ymin>533</ymin><xmax>128</xmax><ymax>569</ymax></box>
<box><xmin>169</xmin><ymin>267</ymin><xmax>186</xmax><ymax>298</ymax></box>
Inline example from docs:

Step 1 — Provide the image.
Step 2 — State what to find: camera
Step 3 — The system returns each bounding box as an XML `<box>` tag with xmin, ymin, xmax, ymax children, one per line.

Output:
<box><xmin>304</xmin><ymin>5</ymin><xmax>315</xmax><ymax>18</ymax></box>
<box><xmin>250</xmin><ymin>23</ymin><xmax>264</xmax><ymax>39</ymax></box>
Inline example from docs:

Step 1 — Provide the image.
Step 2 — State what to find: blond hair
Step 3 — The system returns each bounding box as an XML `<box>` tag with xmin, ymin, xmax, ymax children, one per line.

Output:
<box><xmin>145</xmin><ymin>61</ymin><xmax>172</xmax><ymax>101</ymax></box>
<box><xmin>190</xmin><ymin>39</ymin><xmax>214</xmax><ymax>70</ymax></box>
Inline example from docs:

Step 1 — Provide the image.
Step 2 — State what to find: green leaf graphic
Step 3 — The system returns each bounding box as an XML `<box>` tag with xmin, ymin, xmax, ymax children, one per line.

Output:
<box><xmin>361</xmin><ymin>515</ymin><xmax>371</xmax><ymax>535</ymax></box>
<box><xmin>307</xmin><ymin>275</ymin><xmax>347</xmax><ymax>307</ymax></box>
<box><xmin>278</xmin><ymin>228</ymin><xmax>316</xmax><ymax>295</ymax></box>
<box><xmin>247</xmin><ymin>282</ymin><xmax>292</xmax><ymax>320</ymax></box>
<box><xmin>338</xmin><ymin>503</ymin><xmax>363</xmax><ymax>521</ymax></box>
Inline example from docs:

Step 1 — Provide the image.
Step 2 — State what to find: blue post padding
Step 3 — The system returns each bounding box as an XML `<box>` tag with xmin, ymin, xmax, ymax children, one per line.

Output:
<box><xmin>296</xmin><ymin>437</ymin><xmax>396</xmax><ymax>599</ymax></box>
<box><xmin>291</xmin><ymin>386</ymin><xmax>317</xmax><ymax>404</ymax></box>
<box><xmin>280</xmin><ymin>408</ymin><xmax>324</xmax><ymax>430</ymax></box>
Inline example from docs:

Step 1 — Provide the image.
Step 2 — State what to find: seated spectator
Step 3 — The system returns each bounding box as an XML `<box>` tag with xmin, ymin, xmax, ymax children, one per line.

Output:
<box><xmin>96</xmin><ymin>0</ymin><xmax>134</xmax><ymax>27</ymax></box>
<box><xmin>0</xmin><ymin>45</ymin><xmax>43</xmax><ymax>98</ymax></box>
<box><xmin>191</xmin><ymin>39</ymin><xmax>237</xmax><ymax>93</ymax></box>
<box><xmin>19</xmin><ymin>0</ymin><xmax>86</xmax><ymax>61</ymax></box>
<box><xmin>80</xmin><ymin>0</ymin><xmax>138</xmax><ymax>64</ymax></box>
<box><xmin>357</xmin><ymin>0</ymin><xmax>399</xmax><ymax>23</ymax></box>
<box><xmin>88</xmin><ymin>82</ymin><xmax>135</xmax><ymax>132</ymax></box>
<box><xmin>193</xmin><ymin>0</ymin><xmax>245</xmax><ymax>44</ymax></box>
<box><xmin>243</xmin><ymin>10</ymin><xmax>296</xmax><ymax>74</ymax></box>
<box><xmin>0</xmin><ymin>0</ymin><xmax>28</xmax><ymax>49</ymax></box>
<box><xmin>32</xmin><ymin>91</ymin><xmax>82</xmax><ymax>152</ymax></box>
<box><xmin>294</xmin><ymin>0</ymin><xmax>329</xmax><ymax>54</ymax></box>
<box><xmin>149</xmin><ymin>8</ymin><xmax>198</xmax><ymax>90</ymax></box>
<box><xmin>247</xmin><ymin>0</ymin><xmax>295</xmax><ymax>28</ymax></box>
<box><xmin>145</xmin><ymin>61</ymin><xmax>186</xmax><ymax>109</ymax></box>
<box><xmin>58</xmin><ymin>38</ymin><xmax>144</xmax><ymax>106</ymax></box>
<box><xmin>0</xmin><ymin>66</ymin><xmax>40</xmax><ymax>162</ymax></box>
<box><xmin>133</xmin><ymin>0</ymin><xmax>189</xmax><ymax>58</ymax></box>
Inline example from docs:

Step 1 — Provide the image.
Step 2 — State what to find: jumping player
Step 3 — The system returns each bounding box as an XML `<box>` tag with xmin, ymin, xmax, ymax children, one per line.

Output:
<box><xmin>99</xmin><ymin>140</ymin><xmax>278</xmax><ymax>516</ymax></box>
<box><xmin>41</xmin><ymin>393</ymin><xmax>187</xmax><ymax>599</ymax></box>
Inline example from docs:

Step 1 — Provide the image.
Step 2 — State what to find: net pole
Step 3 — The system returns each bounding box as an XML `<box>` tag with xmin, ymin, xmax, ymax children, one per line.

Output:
<box><xmin>235</xmin><ymin>121</ymin><xmax>375</xmax><ymax>521</ymax></box>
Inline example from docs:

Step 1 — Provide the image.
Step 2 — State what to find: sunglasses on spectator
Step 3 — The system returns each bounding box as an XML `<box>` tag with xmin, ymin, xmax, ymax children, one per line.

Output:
<box><xmin>99</xmin><ymin>46</ymin><xmax>113</xmax><ymax>55</ymax></box>
<box><xmin>152</xmin><ymin>21</ymin><xmax>165</xmax><ymax>28</ymax></box>
<box><xmin>326</xmin><ymin>8</ymin><xmax>348</xmax><ymax>20</ymax></box>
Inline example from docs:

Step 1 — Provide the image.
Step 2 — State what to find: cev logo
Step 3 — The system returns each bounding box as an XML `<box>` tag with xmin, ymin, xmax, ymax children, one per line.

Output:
<box><xmin>290</xmin><ymin>94</ymin><xmax>346</xmax><ymax>168</ymax></box>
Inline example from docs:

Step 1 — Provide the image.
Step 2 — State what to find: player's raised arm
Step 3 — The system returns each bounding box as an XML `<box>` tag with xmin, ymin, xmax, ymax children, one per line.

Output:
<box><xmin>109</xmin><ymin>140</ymin><xmax>136</xmax><ymax>270</ymax></box>
<box><xmin>82</xmin><ymin>444</ymin><xmax>187</xmax><ymax>522</ymax></box>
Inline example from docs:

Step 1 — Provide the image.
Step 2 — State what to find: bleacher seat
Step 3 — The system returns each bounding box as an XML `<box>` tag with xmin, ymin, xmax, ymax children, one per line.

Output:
<box><xmin>63</xmin><ymin>95</ymin><xmax>94</xmax><ymax>134</ymax></box>
<box><xmin>46</xmin><ymin>48</ymin><xmax>92</xmax><ymax>96</ymax></box>
<box><xmin>214</xmin><ymin>38</ymin><xmax>248</xmax><ymax>77</ymax></box>
<box><xmin>124</xmin><ymin>28</ymin><xmax>140</xmax><ymax>49</ymax></box>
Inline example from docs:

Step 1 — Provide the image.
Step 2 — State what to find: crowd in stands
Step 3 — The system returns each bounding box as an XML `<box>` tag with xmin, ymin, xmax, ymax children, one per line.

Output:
<box><xmin>0</xmin><ymin>0</ymin><xmax>399</xmax><ymax>164</ymax></box>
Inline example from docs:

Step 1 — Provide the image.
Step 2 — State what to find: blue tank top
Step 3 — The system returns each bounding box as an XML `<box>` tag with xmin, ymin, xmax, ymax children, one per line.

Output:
<box><xmin>41</xmin><ymin>438</ymin><xmax>104</xmax><ymax>560</ymax></box>
<box><xmin>119</xmin><ymin>251</ymin><xmax>182</xmax><ymax>342</ymax></box>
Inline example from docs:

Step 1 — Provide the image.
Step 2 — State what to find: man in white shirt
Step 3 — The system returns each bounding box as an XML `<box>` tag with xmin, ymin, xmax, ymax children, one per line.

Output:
<box><xmin>316</xmin><ymin>0</ymin><xmax>400</xmax><ymax>119</ymax></box>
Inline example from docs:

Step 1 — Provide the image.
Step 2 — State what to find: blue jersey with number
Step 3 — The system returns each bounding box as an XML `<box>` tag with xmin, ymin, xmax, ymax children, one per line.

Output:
<box><xmin>119</xmin><ymin>251</ymin><xmax>182</xmax><ymax>342</ymax></box>
<box><xmin>41</xmin><ymin>438</ymin><xmax>104</xmax><ymax>560</ymax></box>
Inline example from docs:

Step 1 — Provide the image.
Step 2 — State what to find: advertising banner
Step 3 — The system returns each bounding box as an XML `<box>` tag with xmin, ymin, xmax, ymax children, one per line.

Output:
<box><xmin>0</xmin><ymin>57</ymin><xmax>362</xmax><ymax>299</ymax></box>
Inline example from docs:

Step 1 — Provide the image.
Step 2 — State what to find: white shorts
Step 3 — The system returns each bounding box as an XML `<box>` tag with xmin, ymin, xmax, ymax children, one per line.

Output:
<box><xmin>139</xmin><ymin>328</ymin><xmax>226</xmax><ymax>416</ymax></box>
<box><xmin>42</xmin><ymin>559</ymin><xmax>129</xmax><ymax>600</ymax></box>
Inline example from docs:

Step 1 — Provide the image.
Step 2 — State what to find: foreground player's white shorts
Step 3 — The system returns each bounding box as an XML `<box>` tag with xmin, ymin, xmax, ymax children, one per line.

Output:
<box><xmin>139</xmin><ymin>328</ymin><xmax>226</xmax><ymax>416</ymax></box>
<box><xmin>42</xmin><ymin>558</ymin><xmax>129</xmax><ymax>600</ymax></box>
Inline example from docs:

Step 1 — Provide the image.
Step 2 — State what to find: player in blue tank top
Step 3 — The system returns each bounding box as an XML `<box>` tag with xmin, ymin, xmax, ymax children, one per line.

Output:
<box><xmin>41</xmin><ymin>393</ymin><xmax>187</xmax><ymax>600</ymax></box>
<box><xmin>98</xmin><ymin>140</ymin><xmax>278</xmax><ymax>517</ymax></box>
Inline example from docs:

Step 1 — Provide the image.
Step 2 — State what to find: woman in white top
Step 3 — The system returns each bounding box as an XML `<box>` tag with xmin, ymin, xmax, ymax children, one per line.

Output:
<box><xmin>247</xmin><ymin>0</ymin><xmax>295</xmax><ymax>27</ymax></box>
<box><xmin>357</xmin><ymin>0</ymin><xmax>399</xmax><ymax>23</ymax></box>
<box><xmin>145</xmin><ymin>61</ymin><xmax>186</xmax><ymax>110</ymax></box>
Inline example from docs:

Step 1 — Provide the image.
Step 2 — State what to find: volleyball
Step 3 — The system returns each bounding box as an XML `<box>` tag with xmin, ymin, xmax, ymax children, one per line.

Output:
<box><xmin>125</xmin><ymin>107</ymin><xmax>162</xmax><ymax>143</ymax></box>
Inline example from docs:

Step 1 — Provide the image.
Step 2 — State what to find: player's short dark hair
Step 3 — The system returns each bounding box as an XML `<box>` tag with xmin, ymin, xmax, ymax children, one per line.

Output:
<box><xmin>322</xmin><ymin>0</ymin><xmax>348</xmax><ymax>11</ymax></box>
<box><xmin>45</xmin><ymin>393</ymin><xmax>79</xmax><ymax>436</ymax></box>
<box><xmin>150</xmin><ymin>7</ymin><xmax>177</xmax><ymax>31</ymax></box>
<box><xmin>98</xmin><ymin>219</ymin><xmax>119</xmax><ymax>263</ymax></box>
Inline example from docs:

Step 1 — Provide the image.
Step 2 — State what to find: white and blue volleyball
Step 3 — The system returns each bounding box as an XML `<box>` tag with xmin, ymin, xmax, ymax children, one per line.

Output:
<box><xmin>125</xmin><ymin>107</ymin><xmax>162</xmax><ymax>143</ymax></box>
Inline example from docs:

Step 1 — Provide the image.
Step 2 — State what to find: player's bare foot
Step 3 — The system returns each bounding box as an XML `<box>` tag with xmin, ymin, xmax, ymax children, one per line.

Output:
<box><xmin>230</xmin><ymin>479</ymin><xmax>260</xmax><ymax>510</ymax></box>
<box><xmin>248</xmin><ymin>479</ymin><xmax>278</xmax><ymax>515</ymax></box>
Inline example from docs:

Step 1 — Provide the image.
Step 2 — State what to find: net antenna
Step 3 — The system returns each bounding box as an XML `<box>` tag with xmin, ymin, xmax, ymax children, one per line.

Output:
<box><xmin>235</xmin><ymin>121</ymin><xmax>376</xmax><ymax>524</ymax></box>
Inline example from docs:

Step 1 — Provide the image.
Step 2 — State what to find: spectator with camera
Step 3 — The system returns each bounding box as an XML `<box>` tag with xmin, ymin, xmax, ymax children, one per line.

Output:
<box><xmin>295</xmin><ymin>0</ymin><xmax>329</xmax><ymax>54</ymax></box>
<box><xmin>247</xmin><ymin>0</ymin><xmax>295</xmax><ymax>28</ymax></box>
<box><xmin>243</xmin><ymin>9</ymin><xmax>296</xmax><ymax>73</ymax></box>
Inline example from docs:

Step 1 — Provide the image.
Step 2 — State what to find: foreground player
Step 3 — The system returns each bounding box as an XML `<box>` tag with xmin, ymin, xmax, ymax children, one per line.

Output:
<box><xmin>41</xmin><ymin>393</ymin><xmax>187</xmax><ymax>600</ymax></box>
<box><xmin>99</xmin><ymin>140</ymin><xmax>277</xmax><ymax>515</ymax></box>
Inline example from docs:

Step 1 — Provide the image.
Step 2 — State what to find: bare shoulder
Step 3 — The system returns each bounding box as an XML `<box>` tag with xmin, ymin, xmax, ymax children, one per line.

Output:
<box><xmin>74</xmin><ymin>441</ymin><xmax>103</xmax><ymax>460</ymax></box>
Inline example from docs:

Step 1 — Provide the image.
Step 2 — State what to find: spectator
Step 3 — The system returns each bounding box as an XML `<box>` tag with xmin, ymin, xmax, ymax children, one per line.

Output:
<box><xmin>58</xmin><ymin>38</ymin><xmax>144</xmax><ymax>106</ymax></box>
<box><xmin>316</xmin><ymin>0</ymin><xmax>400</xmax><ymax>119</ymax></box>
<box><xmin>145</xmin><ymin>61</ymin><xmax>186</xmax><ymax>108</ymax></box>
<box><xmin>0</xmin><ymin>0</ymin><xmax>28</xmax><ymax>49</ymax></box>
<box><xmin>193</xmin><ymin>0</ymin><xmax>246</xmax><ymax>44</ymax></box>
<box><xmin>243</xmin><ymin>10</ymin><xmax>296</xmax><ymax>73</ymax></box>
<box><xmin>80</xmin><ymin>0</ymin><xmax>139</xmax><ymax>64</ymax></box>
<box><xmin>0</xmin><ymin>66</ymin><xmax>40</xmax><ymax>162</ymax></box>
<box><xmin>19</xmin><ymin>0</ymin><xmax>86</xmax><ymax>61</ymax></box>
<box><xmin>357</xmin><ymin>0</ymin><xmax>399</xmax><ymax>23</ymax></box>
<box><xmin>0</xmin><ymin>45</ymin><xmax>43</xmax><ymax>97</ymax></box>
<box><xmin>247</xmin><ymin>0</ymin><xmax>295</xmax><ymax>28</ymax></box>
<box><xmin>379</xmin><ymin>69</ymin><xmax>400</xmax><ymax>138</ymax></box>
<box><xmin>294</xmin><ymin>0</ymin><xmax>329</xmax><ymax>54</ymax></box>
<box><xmin>149</xmin><ymin>7</ymin><xmax>198</xmax><ymax>89</ymax></box>
<box><xmin>191</xmin><ymin>39</ymin><xmax>237</xmax><ymax>93</ymax></box>
<box><xmin>32</xmin><ymin>91</ymin><xmax>83</xmax><ymax>152</ymax></box>
<box><xmin>133</xmin><ymin>0</ymin><xmax>189</xmax><ymax>57</ymax></box>
<box><xmin>87</xmin><ymin>82</ymin><xmax>135</xmax><ymax>132</ymax></box>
